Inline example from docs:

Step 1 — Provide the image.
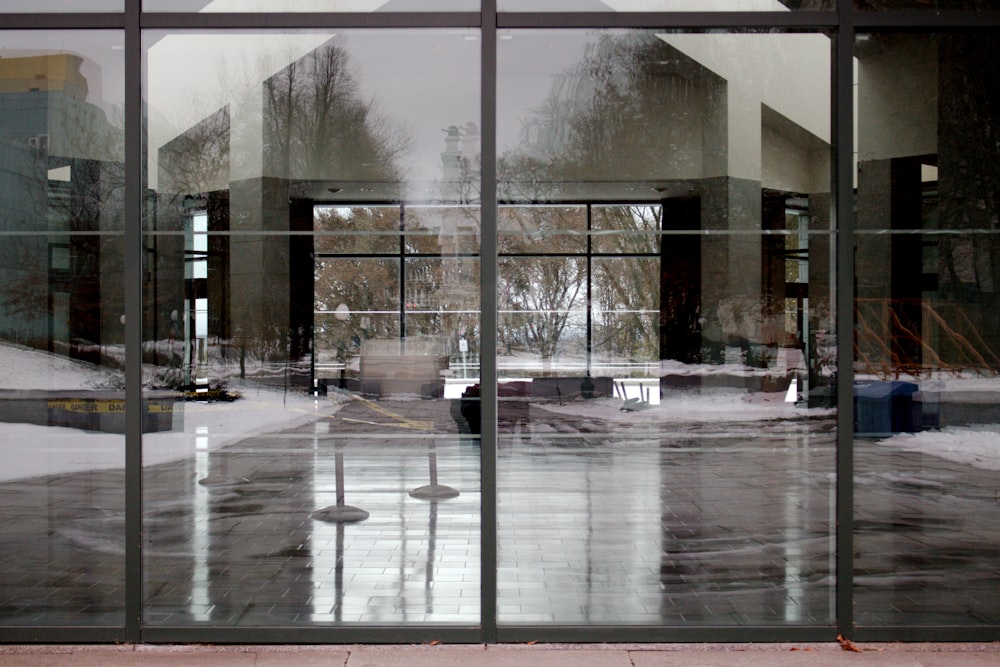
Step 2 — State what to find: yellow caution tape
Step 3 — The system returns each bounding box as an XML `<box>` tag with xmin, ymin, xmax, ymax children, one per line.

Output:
<box><xmin>47</xmin><ymin>400</ymin><xmax>173</xmax><ymax>414</ymax></box>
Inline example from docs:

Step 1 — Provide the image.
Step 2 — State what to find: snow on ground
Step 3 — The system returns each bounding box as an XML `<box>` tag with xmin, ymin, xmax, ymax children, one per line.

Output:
<box><xmin>876</xmin><ymin>425</ymin><xmax>1000</xmax><ymax>472</ymax></box>
<box><xmin>2</xmin><ymin>340</ymin><xmax>1000</xmax><ymax>480</ymax></box>
<box><xmin>0</xmin><ymin>341</ymin><xmax>337</xmax><ymax>482</ymax></box>
<box><xmin>0</xmin><ymin>387</ymin><xmax>334</xmax><ymax>483</ymax></box>
<box><xmin>3</xmin><ymin>342</ymin><xmax>123</xmax><ymax>391</ymax></box>
<box><xmin>537</xmin><ymin>390</ymin><xmax>821</xmax><ymax>424</ymax></box>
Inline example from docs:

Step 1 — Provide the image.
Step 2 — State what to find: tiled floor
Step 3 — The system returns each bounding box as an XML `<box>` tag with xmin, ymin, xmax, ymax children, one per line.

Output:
<box><xmin>0</xmin><ymin>394</ymin><xmax>997</xmax><ymax>629</ymax></box>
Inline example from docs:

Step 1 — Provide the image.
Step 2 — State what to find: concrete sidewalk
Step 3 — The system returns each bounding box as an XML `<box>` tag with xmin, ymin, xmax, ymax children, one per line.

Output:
<box><xmin>1</xmin><ymin>643</ymin><xmax>998</xmax><ymax>666</ymax></box>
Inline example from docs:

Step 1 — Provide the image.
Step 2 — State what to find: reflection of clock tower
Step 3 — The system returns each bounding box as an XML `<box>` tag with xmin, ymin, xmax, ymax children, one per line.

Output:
<box><xmin>436</xmin><ymin>122</ymin><xmax>481</xmax><ymax>346</ymax></box>
<box><xmin>440</xmin><ymin>124</ymin><xmax>462</xmax><ymax>184</ymax></box>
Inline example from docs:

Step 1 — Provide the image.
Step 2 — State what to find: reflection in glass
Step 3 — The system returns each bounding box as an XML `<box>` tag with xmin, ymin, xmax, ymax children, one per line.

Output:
<box><xmin>499</xmin><ymin>206</ymin><xmax>586</xmax><ymax>254</ymax></box>
<box><xmin>854</xmin><ymin>32</ymin><xmax>1000</xmax><ymax>627</ymax></box>
<box><xmin>144</xmin><ymin>29</ymin><xmax>480</xmax><ymax>626</ymax></box>
<box><xmin>592</xmin><ymin>205</ymin><xmax>660</xmax><ymax>254</ymax></box>
<box><xmin>0</xmin><ymin>31</ymin><xmax>125</xmax><ymax>626</ymax></box>
<box><xmin>499</xmin><ymin>256</ymin><xmax>587</xmax><ymax>367</ymax></box>
<box><xmin>498</xmin><ymin>30</ymin><xmax>835</xmax><ymax>625</ymax></box>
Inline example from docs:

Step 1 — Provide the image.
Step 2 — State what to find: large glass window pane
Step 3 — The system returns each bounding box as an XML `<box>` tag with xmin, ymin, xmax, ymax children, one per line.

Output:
<box><xmin>854</xmin><ymin>32</ymin><xmax>1000</xmax><ymax>627</ymax></box>
<box><xmin>499</xmin><ymin>206</ymin><xmax>586</xmax><ymax>255</ymax></box>
<box><xmin>497</xmin><ymin>29</ymin><xmax>834</xmax><ymax>626</ymax></box>
<box><xmin>145</xmin><ymin>0</ymin><xmax>477</xmax><ymax>12</ymax></box>
<box><xmin>0</xmin><ymin>31</ymin><xmax>125</xmax><ymax>626</ymax></box>
<box><xmin>500</xmin><ymin>1</ymin><xmax>834</xmax><ymax>11</ymax></box>
<box><xmin>144</xmin><ymin>29</ymin><xmax>480</xmax><ymax>626</ymax></box>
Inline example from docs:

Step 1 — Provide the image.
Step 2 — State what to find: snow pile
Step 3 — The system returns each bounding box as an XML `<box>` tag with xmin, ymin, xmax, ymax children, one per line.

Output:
<box><xmin>1</xmin><ymin>341</ymin><xmax>121</xmax><ymax>390</ymax></box>
<box><xmin>0</xmin><ymin>388</ymin><xmax>329</xmax><ymax>482</ymax></box>
<box><xmin>0</xmin><ymin>340</ymin><xmax>332</xmax><ymax>482</ymax></box>
<box><xmin>877</xmin><ymin>425</ymin><xmax>1000</xmax><ymax>472</ymax></box>
<box><xmin>538</xmin><ymin>391</ymin><xmax>820</xmax><ymax>424</ymax></box>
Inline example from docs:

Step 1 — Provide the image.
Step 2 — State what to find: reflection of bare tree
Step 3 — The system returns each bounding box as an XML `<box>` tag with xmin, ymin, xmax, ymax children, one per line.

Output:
<box><xmin>157</xmin><ymin>107</ymin><xmax>230</xmax><ymax>195</ymax></box>
<box><xmin>504</xmin><ymin>33</ymin><xmax>700</xmax><ymax>187</ymax></box>
<box><xmin>498</xmin><ymin>206</ymin><xmax>586</xmax><ymax>358</ymax></box>
<box><xmin>939</xmin><ymin>33</ymin><xmax>1000</xmax><ymax>347</ymax></box>
<box><xmin>314</xmin><ymin>207</ymin><xmax>401</xmax><ymax>361</ymax></box>
<box><xmin>263</xmin><ymin>40</ymin><xmax>411</xmax><ymax>181</ymax></box>
<box><xmin>497</xmin><ymin>33</ymin><xmax>682</xmax><ymax>363</ymax></box>
<box><xmin>501</xmin><ymin>256</ymin><xmax>585</xmax><ymax>360</ymax></box>
<box><xmin>150</xmin><ymin>39</ymin><xmax>417</xmax><ymax>381</ymax></box>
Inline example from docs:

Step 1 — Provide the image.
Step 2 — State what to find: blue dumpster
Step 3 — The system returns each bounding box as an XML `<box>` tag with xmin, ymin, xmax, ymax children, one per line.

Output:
<box><xmin>854</xmin><ymin>381</ymin><xmax>920</xmax><ymax>436</ymax></box>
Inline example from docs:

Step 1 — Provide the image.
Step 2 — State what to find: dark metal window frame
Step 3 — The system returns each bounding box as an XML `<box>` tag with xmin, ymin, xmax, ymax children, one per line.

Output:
<box><xmin>0</xmin><ymin>0</ymin><xmax>997</xmax><ymax>646</ymax></box>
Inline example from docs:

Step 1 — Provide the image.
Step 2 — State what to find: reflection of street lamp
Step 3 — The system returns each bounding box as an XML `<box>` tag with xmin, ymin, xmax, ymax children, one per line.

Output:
<box><xmin>331</xmin><ymin>304</ymin><xmax>351</xmax><ymax>391</ymax></box>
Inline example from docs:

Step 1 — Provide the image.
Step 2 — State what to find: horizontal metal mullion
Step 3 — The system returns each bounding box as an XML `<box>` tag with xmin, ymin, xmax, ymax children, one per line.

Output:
<box><xmin>499</xmin><ymin>252</ymin><xmax>657</xmax><ymax>258</ymax></box>
<box><xmin>497</xmin><ymin>11</ymin><xmax>838</xmax><ymax>30</ymax></box>
<box><xmin>0</xmin><ymin>13</ymin><xmax>124</xmax><ymax>28</ymax></box>
<box><xmin>852</xmin><ymin>626</ymin><xmax>1000</xmax><ymax>643</ymax></box>
<box><xmin>140</xmin><ymin>625</ymin><xmax>482</xmax><ymax>644</ymax></box>
<box><xmin>0</xmin><ymin>627</ymin><xmax>126</xmax><ymax>643</ymax></box>
<box><xmin>315</xmin><ymin>253</ymin><xmax>480</xmax><ymax>259</ymax></box>
<box><xmin>500</xmin><ymin>199</ymin><xmax>663</xmax><ymax>206</ymax></box>
<box><xmin>140</xmin><ymin>11</ymin><xmax>481</xmax><ymax>30</ymax></box>
<box><xmin>496</xmin><ymin>625</ymin><xmax>837</xmax><ymax>644</ymax></box>
<box><xmin>854</xmin><ymin>11</ymin><xmax>1000</xmax><ymax>29</ymax></box>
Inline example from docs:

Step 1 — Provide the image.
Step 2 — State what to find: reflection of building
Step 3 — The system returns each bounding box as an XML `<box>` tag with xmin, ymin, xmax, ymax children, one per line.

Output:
<box><xmin>856</xmin><ymin>33</ymin><xmax>1000</xmax><ymax>377</ymax></box>
<box><xmin>151</xmin><ymin>41</ymin><xmax>481</xmax><ymax>389</ymax></box>
<box><xmin>0</xmin><ymin>54</ymin><xmax>122</xmax><ymax>363</ymax></box>
<box><xmin>501</xmin><ymin>33</ymin><xmax>831</xmax><ymax>389</ymax></box>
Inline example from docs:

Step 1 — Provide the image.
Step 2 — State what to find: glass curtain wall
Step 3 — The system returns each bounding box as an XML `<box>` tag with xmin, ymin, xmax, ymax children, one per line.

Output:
<box><xmin>1</xmin><ymin>0</ymin><xmax>1000</xmax><ymax>644</ymax></box>
<box><xmin>0</xmin><ymin>30</ymin><xmax>126</xmax><ymax>626</ymax></box>
<box><xmin>142</xmin><ymin>29</ymin><xmax>481</xmax><ymax>626</ymax></box>
<box><xmin>495</xmin><ymin>29</ymin><xmax>836</xmax><ymax>626</ymax></box>
<box><xmin>854</xmin><ymin>31</ymin><xmax>1000</xmax><ymax>629</ymax></box>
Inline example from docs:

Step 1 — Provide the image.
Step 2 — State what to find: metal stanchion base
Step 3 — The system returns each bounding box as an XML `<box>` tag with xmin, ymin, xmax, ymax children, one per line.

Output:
<box><xmin>311</xmin><ymin>505</ymin><xmax>370</xmax><ymax>523</ymax></box>
<box><xmin>197</xmin><ymin>476</ymin><xmax>250</xmax><ymax>488</ymax></box>
<box><xmin>409</xmin><ymin>484</ymin><xmax>460</xmax><ymax>500</ymax></box>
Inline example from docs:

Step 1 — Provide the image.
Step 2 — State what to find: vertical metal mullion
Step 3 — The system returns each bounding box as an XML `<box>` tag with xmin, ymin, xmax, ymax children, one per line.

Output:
<box><xmin>480</xmin><ymin>0</ymin><xmax>499</xmax><ymax>644</ymax></box>
<box><xmin>124</xmin><ymin>0</ymin><xmax>144</xmax><ymax>643</ymax></box>
<box><xmin>586</xmin><ymin>205</ymin><xmax>592</xmax><ymax>371</ymax></box>
<box><xmin>835</xmin><ymin>4</ymin><xmax>856</xmax><ymax>641</ymax></box>
<box><xmin>400</xmin><ymin>203</ymin><xmax>407</xmax><ymax>341</ymax></box>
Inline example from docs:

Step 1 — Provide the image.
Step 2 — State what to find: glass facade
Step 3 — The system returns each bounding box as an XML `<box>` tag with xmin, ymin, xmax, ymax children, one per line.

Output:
<box><xmin>0</xmin><ymin>30</ymin><xmax>125</xmax><ymax>626</ymax></box>
<box><xmin>143</xmin><ymin>29</ymin><xmax>481</xmax><ymax>626</ymax></box>
<box><xmin>495</xmin><ymin>30</ymin><xmax>835</xmax><ymax>626</ymax></box>
<box><xmin>853</xmin><ymin>32</ymin><xmax>1000</xmax><ymax>628</ymax></box>
<box><xmin>0</xmin><ymin>0</ymin><xmax>997</xmax><ymax>645</ymax></box>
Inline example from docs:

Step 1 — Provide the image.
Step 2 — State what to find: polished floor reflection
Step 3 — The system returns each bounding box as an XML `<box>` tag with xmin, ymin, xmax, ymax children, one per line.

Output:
<box><xmin>1</xmin><ymin>393</ymin><xmax>998</xmax><ymax>627</ymax></box>
<box><xmin>498</xmin><ymin>410</ymin><xmax>837</xmax><ymax>625</ymax></box>
<box><xmin>854</xmin><ymin>437</ymin><xmax>1000</xmax><ymax>627</ymax></box>
<box><xmin>142</xmin><ymin>398</ymin><xmax>481</xmax><ymax>626</ymax></box>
